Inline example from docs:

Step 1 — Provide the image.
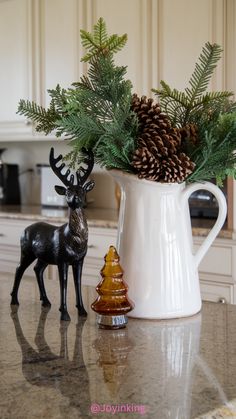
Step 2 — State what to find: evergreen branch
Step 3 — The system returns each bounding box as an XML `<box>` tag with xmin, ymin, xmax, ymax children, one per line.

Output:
<box><xmin>94</xmin><ymin>16</ymin><xmax>108</xmax><ymax>45</ymax></box>
<box><xmin>187</xmin><ymin>114</ymin><xmax>236</xmax><ymax>184</ymax></box>
<box><xmin>94</xmin><ymin>137</ymin><xmax>133</xmax><ymax>170</ymax></box>
<box><xmin>185</xmin><ymin>42</ymin><xmax>223</xmax><ymax>103</ymax></box>
<box><xmin>152</xmin><ymin>43</ymin><xmax>233</xmax><ymax>127</ymax></box>
<box><xmin>47</xmin><ymin>84</ymin><xmax>68</xmax><ymax>113</ymax></box>
<box><xmin>17</xmin><ymin>99</ymin><xmax>59</xmax><ymax>134</ymax></box>
<box><xmin>191</xmin><ymin>91</ymin><xmax>233</xmax><ymax>110</ymax></box>
<box><xmin>17</xmin><ymin>18</ymin><xmax>137</xmax><ymax>172</ymax></box>
<box><xmin>73</xmin><ymin>75</ymin><xmax>95</xmax><ymax>92</ymax></box>
<box><xmin>152</xmin><ymin>80</ymin><xmax>189</xmax><ymax>107</ymax></box>
<box><xmin>59</xmin><ymin>112</ymin><xmax>104</xmax><ymax>147</ymax></box>
<box><xmin>80</xmin><ymin>17</ymin><xmax>127</xmax><ymax>62</ymax></box>
<box><xmin>104</xmin><ymin>34</ymin><xmax>128</xmax><ymax>55</ymax></box>
<box><xmin>80</xmin><ymin>30</ymin><xmax>99</xmax><ymax>50</ymax></box>
<box><xmin>63</xmin><ymin>144</ymin><xmax>93</xmax><ymax>169</ymax></box>
<box><xmin>67</xmin><ymin>87</ymin><xmax>114</xmax><ymax>122</ymax></box>
<box><xmin>80</xmin><ymin>50</ymin><xmax>100</xmax><ymax>63</ymax></box>
<box><xmin>17</xmin><ymin>19</ymin><xmax>236</xmax><ymax>185</ymax></box>
<box><xmin>152</xmin><ymin>81</ymin><xmax>189</xmax><ymax>125</ymax></box>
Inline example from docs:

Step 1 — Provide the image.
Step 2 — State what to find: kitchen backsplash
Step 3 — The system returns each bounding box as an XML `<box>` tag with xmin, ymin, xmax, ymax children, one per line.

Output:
<box><xmin>0</xmin><ymin>142</ymin><xmax>117</xmax><ymax>209</ymax></box>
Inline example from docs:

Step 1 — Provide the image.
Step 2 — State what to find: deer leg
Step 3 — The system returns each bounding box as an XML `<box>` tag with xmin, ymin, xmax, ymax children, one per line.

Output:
<box><xmin>73</xmin><ymin>319</ymin><xmax>87</xmax><ymax>363</ymax></box>
<box><xmin>10</xmin><ymin>253</ymin><xmax>36</xmax><ymax>305</ymax></box>
<box><xmin>58</xmin><ymin>263</ymin><xmax>70</xmax><ymax>322</ymax></box>
<box><xmin>34</xmin><ymin>260</ymin><xmax>51</xmax><ymax>307</ymax></box>
<box><xmin>72</xmin><ymin>259</ymin><xmax>87</xmax><ymax>317</ymax></box>
<box><xmin>59</xmin><ymin>322</ymin><xmax>69</xmax><ymax>359</ymax></box>
<box><xmin>34</xmin><ymin>309</ymin><xmax>59</xmax><ymax>362</ymax></box>
<box><xmin>11</xmin><ymin>309</ymin><xmax>41</xmax><ymax>364</ymax></box>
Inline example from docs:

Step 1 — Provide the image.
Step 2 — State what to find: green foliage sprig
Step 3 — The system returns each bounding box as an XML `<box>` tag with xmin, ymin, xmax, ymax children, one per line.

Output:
<box><xmin>80</xmin><ymin>17</ymin><xmax>127</xmax><ymax>62</ymax></box>
<box><xmin>17</xmin><ymin>18</ymin><xmax>138</xmax><ymax>171</ymax></box>
<box><xmin>152</xmin><ymin>42</ymin><xmax>234</xmax><ymax>127</ymax></box>
<box><xmin>17</xmin><ymin>18</ymin><xmax>236</xmax><ymax>185</ymax></box>
<box><xmin>18</xmin><ymin>97</ymin><xmax>60</xmax><ymax>135</ymax></box>
<box><xmin>152</xmin><ymin>42</ymin><xmax>236</xmax><ymax>185</ymax></box>
<box><xmin>187</xmin><ymin>113</ymin><xmax>236</xmax><ymax>185</ymax></box>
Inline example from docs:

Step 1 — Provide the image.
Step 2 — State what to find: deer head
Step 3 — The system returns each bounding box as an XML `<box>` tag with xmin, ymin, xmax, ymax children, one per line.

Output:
<box><xmin>49</xmin><ymin>148</ymin><xmax>95</xmax><ymax>210</ymax></box>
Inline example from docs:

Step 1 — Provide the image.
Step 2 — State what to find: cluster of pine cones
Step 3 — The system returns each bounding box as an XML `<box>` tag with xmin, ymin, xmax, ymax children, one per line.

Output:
<box><xmin>131</xmin><ymin>94</ymin><xmax>196</xmax><ymax>183</ymax></box>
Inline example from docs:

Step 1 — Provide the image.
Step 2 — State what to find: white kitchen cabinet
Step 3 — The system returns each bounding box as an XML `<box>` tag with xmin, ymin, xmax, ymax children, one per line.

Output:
<box><xmin>80</xmin><ymin>226</ymin><xmax>117</xmax><ymax>285</ymax></box>
<box><xmin>0</xmin><ymin>0</ymin><xmax>35</xmax><ymax>139</ymax></box>
<box><xmin>194</xmin><ymin>236</ymin><xmax>236</xmax><ymax>304</ymax></box>
<box><xmin>0</xmin><ymin>0</ymin><xmax>84</xmax><ymax>141</ymax></box>
<box><xmin>40</xmin><ymin>0</ymin><xmax>83</xmax><ymax>108</ymax></box>
<box><xmin>0</xmin><ymin>219</ymin><xmax>49</xmax><ymax>279</ymax></box>
<box><xmin>199</xmin><ymin>280</ymin><xmax>235</xmax><ymax>304</ymax></box>
<box><xmin>2</xmin><ymin>0</ymin><xmax>234</xmax><ymax>139</ymax></box>
<box><xmin>0</xmin><ymin>216</ymin><xmax>236</xmax><ymax>304</ymax></box>
<box><xmin>194</xmin><ymin>237</ymin><xmax>234</xmax><ymax>278</ymax></box>
<box><xmin>0</xmin><ymin>218</ymin><xmax>116</xmax><ymax>288</ymax></box>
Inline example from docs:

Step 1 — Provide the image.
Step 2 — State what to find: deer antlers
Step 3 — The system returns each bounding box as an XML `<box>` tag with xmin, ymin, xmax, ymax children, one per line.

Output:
<box><xmin>49</xmin><ymin>148</ymin><xmax>94</xmax><ymax>187</ymax></box>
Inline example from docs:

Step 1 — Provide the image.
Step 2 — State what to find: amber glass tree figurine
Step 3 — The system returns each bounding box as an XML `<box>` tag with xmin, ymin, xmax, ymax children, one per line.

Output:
<box><xmin>91</xmin><ymin>246</ymin><xmax>134</xmax><ymax>329</ymax></box>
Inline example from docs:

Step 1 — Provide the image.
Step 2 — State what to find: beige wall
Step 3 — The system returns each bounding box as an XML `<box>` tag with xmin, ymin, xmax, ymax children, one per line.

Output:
<box><xmin>84</xmin><ymin>0</ymin><xmax>235</xmax><ymax>95</ymax></box>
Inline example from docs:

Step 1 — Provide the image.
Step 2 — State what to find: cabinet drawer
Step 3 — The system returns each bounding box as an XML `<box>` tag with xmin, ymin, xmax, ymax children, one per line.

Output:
<box><xmin>87</xmin><ymin>228</ymin><xmax>117</xmax><ymax>258</ymax></box>
<box><xmin>0</xmin><ymin>244</ymin><xmax>36</xmax><ymax>278</ymax></box>
<box><xmin>194</xmin><ymin>242</ymin><xmax>232</xmax><ymax>276</ymax></box>
<box><xmin>200</xmin><ymin>280</ymin><xmax>233</xmax><ymax>304</ymax></box>
<box><xmin>0</xmin><ymin>220</ymin><xmax>29</xmax><ymax>246</ymax></box>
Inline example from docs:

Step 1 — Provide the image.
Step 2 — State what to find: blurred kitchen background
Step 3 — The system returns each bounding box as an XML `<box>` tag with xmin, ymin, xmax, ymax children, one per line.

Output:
<box><xmin>0</xmin><ymin>143</ymin><xmax>117</xmax><ymax>209</ymax></box>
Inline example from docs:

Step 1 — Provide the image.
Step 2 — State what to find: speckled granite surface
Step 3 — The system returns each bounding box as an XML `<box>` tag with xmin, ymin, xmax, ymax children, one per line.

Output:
<box><xmin>0</xmin><ymin>204</ymin><xmax>233</xmax><ymax>238</ymax></box>
<box><xmin>1</xmin><ymin>275</ymin><xmax>236</xmax><ymax>418</ymax></box>
<box><xmin>195</xmin><ymin>402</ymin><xmax>236</xmax><ymax>418</ymax></box>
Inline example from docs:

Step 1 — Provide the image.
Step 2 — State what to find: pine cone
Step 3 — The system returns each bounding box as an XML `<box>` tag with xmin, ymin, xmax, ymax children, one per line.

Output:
<box><xmin>131</xmin><ymin>94</ymin><xmax>195</xmax><ymax>182</ymax></box>
<box><xmin>131</xmin><ymin>94</ymin><xmax>182</xmax><ymax>154</ymax></box>
<box><xmin>133</xmin><ymin>148</ymin><xmax>195</xmax><ymax>183</ymax></box>
<box><xmin>160</xmin><ymin>153</ymin><xmax>195</xmax><ymax>183</ymax></box>
<box><xmin>179</xmin><ymin>123</ymin><xmax>198</xmax><ymax>145</ymax></box>
<box><xmin>132</xmin><ymin>147</ymin><xmax>160</xmax><ymax>181</ymax></box>
<box><xmin>131</xmin><ymin>94</ymin><xmax>171</xmax><ymax>133</ymax></box>
<box><xmin>139</xmin><ymin>134</ymin><xmax>168</xmax><ymax>158</ymax></box>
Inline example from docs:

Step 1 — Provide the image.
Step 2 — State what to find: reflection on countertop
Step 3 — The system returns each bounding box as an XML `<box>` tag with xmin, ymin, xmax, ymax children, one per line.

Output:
<box><xmin>0</xmin><ymin>204</ymin><xmax>232</xmax><ymax>238</ymax></box>
<box><xmin>1</xmin><ymin>275</ymin><xmax>236</xmax><ymax>418</ymax></box>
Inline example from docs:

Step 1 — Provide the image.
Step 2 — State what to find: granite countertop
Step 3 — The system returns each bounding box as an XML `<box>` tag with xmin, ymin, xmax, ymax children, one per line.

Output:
<box><xmin>0</xmin><ymin>205</ymin><xmax>119</xmax><ymax>229</ymax></box>
<box><xmin>0</xmin><ymin>204</ymin><xmax>233</xmax><ymax>238</ymax></box>
<box><xmin>1</xmin><ymin>275</ymin><xmax>236</xmax><ymax>419</ymax></box>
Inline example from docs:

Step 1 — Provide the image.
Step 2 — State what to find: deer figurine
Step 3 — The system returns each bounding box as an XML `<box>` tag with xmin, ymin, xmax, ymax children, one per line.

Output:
<box><xmin>10</xmin><ymin>147</ymin><xmax>95</xmax><ymax>321</ymax></box>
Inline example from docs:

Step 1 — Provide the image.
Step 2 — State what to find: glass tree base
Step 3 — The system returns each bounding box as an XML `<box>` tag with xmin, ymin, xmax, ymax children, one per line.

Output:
<box><xmin>96</xmin><ymin>314</ymin><xmax>128</xmax><ymax>329</ymax></box>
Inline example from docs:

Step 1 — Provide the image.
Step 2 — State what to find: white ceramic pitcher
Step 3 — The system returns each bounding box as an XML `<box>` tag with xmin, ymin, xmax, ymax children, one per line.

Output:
<box><xmin>111</xmin><ymin>170</ymin><xmax>227</xmax><ymax>319</ymax></box>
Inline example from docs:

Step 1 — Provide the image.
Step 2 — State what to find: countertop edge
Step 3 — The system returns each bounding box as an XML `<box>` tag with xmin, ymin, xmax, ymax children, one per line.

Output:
<box><xmin>0</xmin><ymin>208</ymin><xmax>233</xmax><ymax>239</ymax></box>
<box><xmin>0</xmin><ymin>209</ymin><xmax>118</xmax><ymax>230</ymax></box>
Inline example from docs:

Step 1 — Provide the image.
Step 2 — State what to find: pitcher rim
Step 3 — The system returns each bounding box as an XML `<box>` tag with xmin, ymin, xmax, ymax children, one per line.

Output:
<box><xmin>108</xmin><ymin>169</ymin><xmax>186</xmax><ymax>188</ymax></box>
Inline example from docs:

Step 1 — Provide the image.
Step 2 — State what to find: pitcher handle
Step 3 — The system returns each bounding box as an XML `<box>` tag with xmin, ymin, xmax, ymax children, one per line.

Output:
<box><xmin>182</xmin><ymin>182</ymin><xmax>227</xmax><ymax>268</ymax></box>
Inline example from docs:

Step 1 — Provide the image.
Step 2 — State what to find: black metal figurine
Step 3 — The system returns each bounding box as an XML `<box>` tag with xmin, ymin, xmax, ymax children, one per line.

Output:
<box><xmin>10</xmin><ymin>147</ymin><xmax>95</xmax><ymax>321</ymax></box>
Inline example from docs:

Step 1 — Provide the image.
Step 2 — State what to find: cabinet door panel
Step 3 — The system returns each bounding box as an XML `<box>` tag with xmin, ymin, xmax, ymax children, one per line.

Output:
<box><xmin>194</xmin><ymin>243</ymin><xmax>232</xmax><ymax>276</ymax></box>
<box><xmin>87</xmin><ymin>228</ymin><xmax>117</xmax><ymax>258</ymax></box>
<box><xmin>0</xmin><ymin>219</ymin><xmax>31</xmax><ymax>246</ymax></box>
<box><xmin>0</xmin><ymin>245</ymin><xmax>36</xmax><ymax>278</ymax></box>
<box><xmin>0</xmin><ymin>0</ymin><xmax>33</xmax><ymax>135</ymax></box>
<box><xmin>41</xmin><ymin>0</ymin><xmax>81</xmax><ymax>107</ymax></box>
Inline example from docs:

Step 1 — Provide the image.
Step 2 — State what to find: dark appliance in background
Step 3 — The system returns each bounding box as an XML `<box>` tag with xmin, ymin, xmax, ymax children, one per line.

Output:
<box><xmin>0</xmin><ymin>149</ymin><xmax>21</xmax><ymax>205</ymax></box>
<box><xmin>189</xmin><ymin>180</ymin><xmax>227</xmax><ymax>219</ymax></box>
